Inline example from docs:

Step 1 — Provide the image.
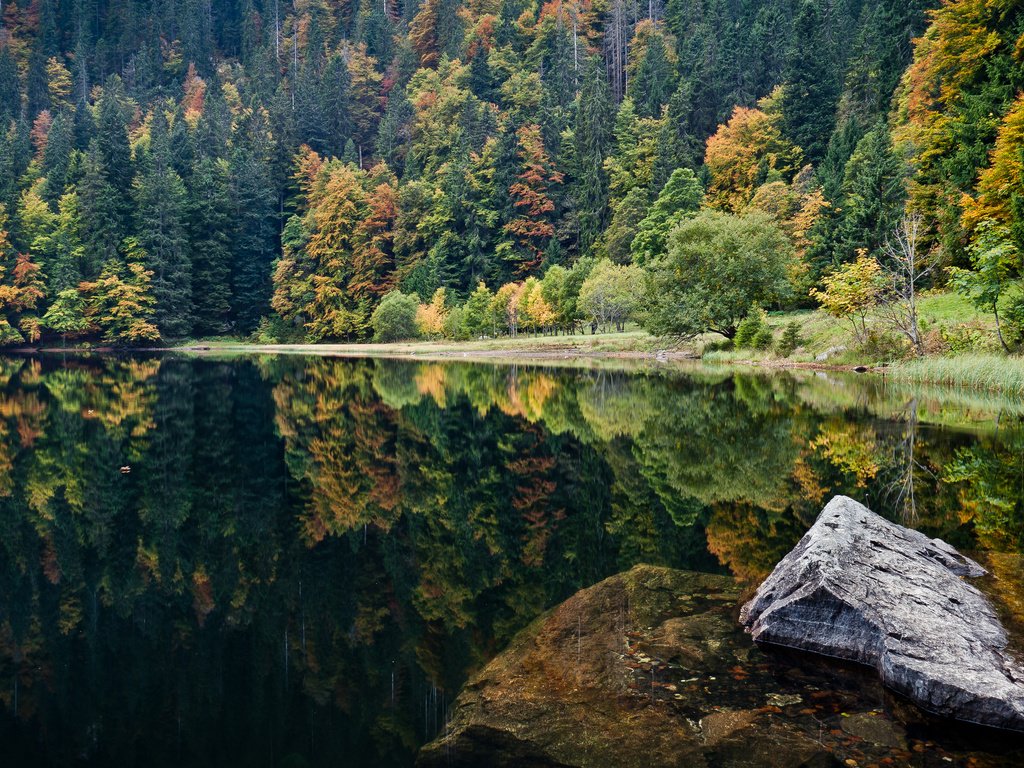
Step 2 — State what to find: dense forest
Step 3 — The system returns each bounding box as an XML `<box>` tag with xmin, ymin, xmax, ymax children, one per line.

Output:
<box><xmin>0</xmin><ymin>0</ymin><xmax>1022</xmax><ymax>344</ymax></box>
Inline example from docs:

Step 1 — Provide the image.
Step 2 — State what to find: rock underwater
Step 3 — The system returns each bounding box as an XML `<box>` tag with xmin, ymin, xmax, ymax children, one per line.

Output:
<box><xmin>416</xmin><ymin>563</ymin><xmax>1022</xmax><ymax>768</ymax></box>
<box><xmin>741</xmin><ymin>495</ymin><xmax>1024</xmax><ymax>731</ymax></box>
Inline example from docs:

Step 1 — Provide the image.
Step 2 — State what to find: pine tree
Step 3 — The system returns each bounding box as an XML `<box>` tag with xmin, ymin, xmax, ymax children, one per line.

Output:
<box><xmin>837</xmin><ymin>124</ymin><xmax>906</xmax><ymax>262</ymax></box>
<box><xmin>571</xmin><ymin>57</ymin><xmax>613</xmax><ymax>254</ymax></box>
<box><xmin>780</xmin><ymin>1</ymin><xmax>842</xmax><ymax>165</ymax></box>
<box><xmin>0</xmin><ymin>47</ymin><xmax>20</xmax><ymax>123</ymax></box>
<box><xmin>49</xmin><ymin>192</ymin><xmax>87</xmax><ymax>292</ymax></box>
<box><xmin>627</xmin><ymin>23</ymin><xmax>676</xmax><ymax>119</ymax></box>
<box><xmin>188</xmin><ymin>157</ymin><xmax>234</xmax><ymax>335</ymax></box>
<box><xmin>42</xmin><ymin>111</ymin><xmax>74</xmax><ymax>203</ymax></box>
<box><xmin>94</xmin><ymin>76</ymin><xmax>134</xmax><ymax>202</ymax></box>
<box><xmin>134</xmin><ymin>111</ymin><xmax>192</xmax><ymax>337</ymax></box>
<box><xmin>77</xmin><ymin>147</ymin><xmax>126</xmax><ymax>278</ymax></box>
<box><xmin>229</xmin><ymin>127</ymin><xmax>278</xmax><ymax>332</ymax></box>
<box><xmin>504</xmin><ymin>124</ymin><xmax>563</xmax><ymax>275</ymax></box>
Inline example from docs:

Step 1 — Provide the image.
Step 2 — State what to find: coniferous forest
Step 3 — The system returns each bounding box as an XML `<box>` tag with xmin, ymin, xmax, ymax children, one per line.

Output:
<box><xmin>0</xmin><ymin>0</ymin><xmax>1023</xmax><ymax>345</ymax></box>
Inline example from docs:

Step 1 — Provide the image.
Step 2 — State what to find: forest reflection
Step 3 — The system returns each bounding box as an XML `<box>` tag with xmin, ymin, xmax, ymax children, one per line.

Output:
<box><xmin>1</xmin><ymin>354</ymin><xmax>1022</xmax><ymax>767</ymax></box>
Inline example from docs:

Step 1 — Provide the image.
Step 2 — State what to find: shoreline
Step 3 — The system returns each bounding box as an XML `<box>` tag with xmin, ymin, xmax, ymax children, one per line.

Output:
<box><xmin>15</xmin><ymin>340</ymin><xmax>1024</xmax><ymax>398</ymax></box>
<box><xmin>10</xmin><ymin>337</ymin><xmax>884</xmax><ymax>374</ymax></box>
<box><xmin>169</xmin><ymin>340</ymin><xmax>880</xmax><ymax>374</ymax></box>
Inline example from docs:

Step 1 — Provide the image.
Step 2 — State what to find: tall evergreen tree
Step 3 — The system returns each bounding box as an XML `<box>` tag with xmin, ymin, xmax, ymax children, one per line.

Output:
<box><xmin>570</xmin><ymin>57</ymin><xmax>613</xmax><ymax>255</ymax></box>
<box><xmin>188</xmin><ymin>158</ymin><xmax>234</xmax><ymax>334</ymax></box>
<box><xmin>836</xmin><ymin>124</ymin><xmax>906</xmax><ymax>262</ymax></box>
<box><xmin>134</xmin><ymin>111</ymin><xmax>192</xmax><ymax>337</ymax></box>
<box><xmin>780</xmin><ymin>1</ymin><xmax>842</xmax><ymax>165</ymax></box>
<box><xmin>0</xmin><ymin>47</ymin><xmax>20</xmax><ymax>123</ymax></box>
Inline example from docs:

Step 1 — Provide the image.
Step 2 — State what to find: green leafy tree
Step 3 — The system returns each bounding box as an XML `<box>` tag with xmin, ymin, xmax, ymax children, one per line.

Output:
<box><xmin>632</xmin><ymin>168</ymin><xmax>704</xmax><ymax>265</ymax></box>
<box><xmin>370</xmin><ymin>290</ymin><xmax>420</xmax><ymax>342</ymax></box>
<box><xmin>462</xmin><ymin>281</ymin><xmax>495</xmax><ymax>337</ymax></box>
<box><xmin>42</xmin><ymin>288</ymin><xmax>90</xmax><ymax>344</ymax></box>
<box><xmin>577</xmin><ymin>259</ymin><xmax>644</xmax><ymax>332</ymax></box>
<box><xmin>949</xmin><ymin>222</ymin><xmax>1023</xmax><ymax>352</ymax></box>
<box><xmin>643</xmin><ymin>210</ymin><xmax>793</xmax><ymax>339</ymax></box>
<box><xmin>809</xmin><ymin>252</ymin><xmax>883</xmax><ymax>344</ymax></box>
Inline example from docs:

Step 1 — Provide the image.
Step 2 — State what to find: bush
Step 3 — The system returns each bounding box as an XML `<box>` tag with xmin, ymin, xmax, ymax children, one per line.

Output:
<box><xmin>371</xmin><ymin>291</ymin><xmax>420</xmax><ymax>342</ymax></box>
<box><xmin>734</xmin><ymin>306</ymin><xmax>769</xmax><ymax>348</ymax></box>
<box><xmin>1005</xmin><ymin>294</ymin><xmax>1024</xmax><ymax>350</ymax></box>
<box><xmin>701</xmin><ymin>338</ymin><xmax>734</xmax><ymax>356</ymax></box>
<box><xmin>939</xmin><ymin>321</ymin><xmax>996</xmax><ymax>355</ymax></box>
<box><xmin>858</xmin><ymin>328</ymin><xmax>911</xmax><ymax>362</ymax></box>
<box><xmin>752</xmin><ymin>326</ymin><xmax>774</xmax><ymax>350</ymax></box>
<box><xmin>251</xmin><ymin>315</ymin><xmax>305</xmax><ymax>344</ymax></box>
<box><xmin>444</xmin><ymin>305</ymin><xmax>469</xmax><ymax>340</ymax></box>
<box><xmin>776</xmin><ymin>321</ymin><xmax>802</xmax><ymax>357</ymax></box>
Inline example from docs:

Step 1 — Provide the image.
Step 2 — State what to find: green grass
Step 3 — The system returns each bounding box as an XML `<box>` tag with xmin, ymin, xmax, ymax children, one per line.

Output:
<box><xmin>750</xmin><ymin>290</ymin><xmax>992</xmax><ymax>364</ymax></box>
<box><xmin>887</xmin><ymin>354</ymin><xmax>1024</xmax><ymax>396</ymax></box>
<box><xmin>185</xmin><ymin>327</ymin><xmax>668</xmax><ymax>356</ymax></box>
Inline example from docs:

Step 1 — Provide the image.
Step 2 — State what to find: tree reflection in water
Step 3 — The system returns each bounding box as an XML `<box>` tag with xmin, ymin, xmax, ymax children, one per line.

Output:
<box><xmin>0</xmin><ymin>354</ymin><xmax>1022</xmax><ymax>766</ymax></box>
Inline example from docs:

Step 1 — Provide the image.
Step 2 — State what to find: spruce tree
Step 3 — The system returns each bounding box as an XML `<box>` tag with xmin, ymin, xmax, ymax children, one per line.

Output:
<box><xmin>837</xmin><ymin>124</ymin><xmax>906</xmax><ymax>261</ymax></box>
<box><xmin>134</xmin><ymin>111</ymin><xmax>192</xmax><ymax>337</ymax></box>
<box><xmin>188</xmin><ymin>158</ymin><xmax>234</xmax><ymax>335</ymax></box>
<box><xmin>781</xmin><ymin>1</ymin><xmax>842</xmax><ymax>165</ymax></box>
<box><xmin>42</xmin><ymin>111</ymin><xmax>75</xmax><ymax>204</ymax></box>
<box><xmin>229</xmin><ymin>149</ymin><xmax>278</xmax><ymax>332</ymax></box>
<box><xmin>77</xmin><ymin>147</ymin><xmax>126</xmax><ymax>277</ymax></box>
<box><xmin>0</xmin><ymin>48</ymin><xmax>20</xmax><ymax>123</ymax></box>
<box><xmin>571</xmin><ymin>57</ymin><xmax>613</xmax><ymax>254</ymax></box>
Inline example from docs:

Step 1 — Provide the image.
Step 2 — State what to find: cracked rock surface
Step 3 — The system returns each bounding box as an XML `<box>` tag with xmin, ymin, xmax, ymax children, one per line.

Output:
<box><xmin>741</xmin><ymin>495</ymin><xmax>1024</xmax><ymax>731</ymax></box>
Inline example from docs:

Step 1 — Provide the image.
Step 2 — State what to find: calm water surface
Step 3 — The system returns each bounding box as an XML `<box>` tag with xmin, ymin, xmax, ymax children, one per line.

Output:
<box><xmin>2</xmin><ymin>354</ymin><xmax>1024</xmax><ymax>766</ymax></box>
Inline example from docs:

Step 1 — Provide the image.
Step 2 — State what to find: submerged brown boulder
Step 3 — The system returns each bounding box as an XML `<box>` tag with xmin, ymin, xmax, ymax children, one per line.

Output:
<box><xmin>741</xmin><ymin>495</ymin><xmax>1024</xmax><ymax>731</ymax></box>
<box><xmin>416</xmin><ymin>564</ymin><xmax>1010</xmax><ymax>767</ymax></box>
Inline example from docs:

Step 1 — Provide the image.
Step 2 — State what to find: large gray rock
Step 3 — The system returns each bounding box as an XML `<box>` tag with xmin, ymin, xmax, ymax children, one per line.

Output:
<box><xmin>741</xmin><ymin>495</ymin><xmax>1024</xmax><ymax>731</ymax></box>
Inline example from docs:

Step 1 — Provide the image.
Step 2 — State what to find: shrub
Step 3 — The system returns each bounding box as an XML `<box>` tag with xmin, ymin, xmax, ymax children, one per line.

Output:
<box><xmin>734</xmin><ymin>306</ymin><xmax>769</xmax><ymax>348</ymax></box>
<box><xmin>858</xmin><ymin>328</ymin><xmax>910</xmax><ymax>362</ymax></box>
<box><xmin>1005</xmin><ymin>294</ymin><xmax>1024</xmax><ymax>350</ymax></box>
<box><xmin>776</xmin><ymin>321</ymin><xmax>802</xmax><ymax>357</ymax></box>
<box><xmin>251</xmin><ymin>315</ymin><xmax>305</xmax><ymax>344</ymax></box>
<box><xmin>752</xmin><ymin>326</ymin><xmax>775</xmax><ymax>350</ymax></box>
<box><xmin>371</xmin><ymin>290</ymin><xmax>420</xmax><ymax>342</ymax></box>
<box><xmin>444</xmin><ymin>305</ymin><xmax>469</xmax><ymax>340</ymax></box>
<box><xmin>702</xmin><ymin>338</ymin><xmax>734</xmax><ymax>355</ymax></box>
<box><xmin>939</xmin><ymin>321</ymin><xmax>996</xmax><ymax>356</ymax></box>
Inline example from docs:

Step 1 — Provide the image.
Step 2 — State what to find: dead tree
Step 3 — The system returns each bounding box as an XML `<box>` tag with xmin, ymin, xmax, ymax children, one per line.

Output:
<box><xmin>878</xmin><ymin>212</ymin><xmax>934</xmax><ymax>356</ymax></box>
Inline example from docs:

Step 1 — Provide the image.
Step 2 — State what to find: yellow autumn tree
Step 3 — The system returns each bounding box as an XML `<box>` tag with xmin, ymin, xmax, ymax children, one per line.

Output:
<box><xmin>809</xmin><ymin>252</ymin><xmax>883</xmax><ymax>343</ymax></box>
<box><xmin>962</xmin><ymin>92</ymin><xmax>1024</xmax><ymax>232</ymax></box>
<box><xmin>705</xmin><ymin>91</ymin><xmax>802</xmax><ymax>212</ymax></box>
<box><xmin>416</xmin><ymin>287</ymin><xmax>448</xmax><ymax>338</ymax></box>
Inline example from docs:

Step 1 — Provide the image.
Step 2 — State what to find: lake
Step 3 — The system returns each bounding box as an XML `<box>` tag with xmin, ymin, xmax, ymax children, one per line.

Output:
<box><xmin>2</xmin><ymin>354</ymin><xmax>1024</xmax><ymax>766</ymax></box>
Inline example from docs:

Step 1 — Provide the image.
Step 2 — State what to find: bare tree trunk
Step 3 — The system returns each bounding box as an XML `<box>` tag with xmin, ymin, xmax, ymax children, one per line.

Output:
<box><xmin>880</xmin><ymin>213</ymin><xmax>932</xmax><ymax>356</ymax></box>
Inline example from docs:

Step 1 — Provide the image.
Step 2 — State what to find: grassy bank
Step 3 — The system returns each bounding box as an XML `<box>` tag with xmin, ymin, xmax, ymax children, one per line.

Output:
<box><xmin>885</xmin><ymin>355</ymin><xmax>1024</xmax><ymax>397</ymax></box>
<box><xmin>169</xmin><ymin>290</ymin><xmax>1024</xmax><ymax>394</ymax></box>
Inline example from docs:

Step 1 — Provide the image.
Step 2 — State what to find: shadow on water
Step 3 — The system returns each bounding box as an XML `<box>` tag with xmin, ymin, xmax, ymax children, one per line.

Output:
<box><xmin>0</xmin><ymin>354</ymin><xmax>1022</xmax><ymax>766</ymax></box>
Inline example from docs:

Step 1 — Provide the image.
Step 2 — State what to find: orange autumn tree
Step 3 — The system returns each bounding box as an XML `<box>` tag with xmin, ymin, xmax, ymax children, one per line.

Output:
<box><xmin>892</xmin><ymin>0</ymin><xmax>1023</xmax><ymax>253</ymax></box>
<box><xmin>273</xmin><ymin>149</ymin><xmax>400</xmax><ymax>341</ymax></box>
<box><xmin>0</xmin><ymin>205</ymin><xmax>45</xmax><ymax>345</ymax></box>
<box><xmin>350</xmin><ymin>164</ymin><xmax>399</xmax><ymax>301</ymax></box>
<box><xmin>503</xmin><ymin>124</ymin><xmax>563</xmax><ymax>275</ymax></box>
<box><xmin>704</xmin><ymin>92</ymin><xmax>802</xmax><ymax>212</ymax></box>
<box><xmin>962</xmin><ymin>92</ymin><xmax>1024</xmax><ymax>233</ymax></box>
